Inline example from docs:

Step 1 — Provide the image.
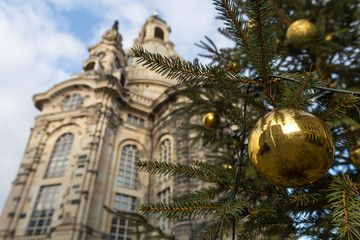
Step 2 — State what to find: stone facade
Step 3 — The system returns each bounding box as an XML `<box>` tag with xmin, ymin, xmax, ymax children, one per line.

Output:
<box><xmin>0</xmin><ymin>15</ymin><xmax>207</xmax><ymax>240</ymax></box>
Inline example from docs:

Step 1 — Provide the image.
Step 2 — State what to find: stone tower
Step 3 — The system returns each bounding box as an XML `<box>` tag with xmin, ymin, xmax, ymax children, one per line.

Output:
<box><xmin>0</xmin><ymin>14</ymin><xmax>206</xmax><ymax>240</ymax></box>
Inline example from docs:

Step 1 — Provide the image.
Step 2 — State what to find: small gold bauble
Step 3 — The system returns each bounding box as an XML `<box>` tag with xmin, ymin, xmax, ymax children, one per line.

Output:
<box><xmin>247</xmin><ymin>19</ymin><xmax>255</xmax><ymax>28</ymax></box>
<box><xmin>227</xmin><ymin>62</ymin><xmax>238</xmax><ymax>73</ymax></box>
<box><xmin>202</xmin><ymin>112</ymin><xmax>220</xmax><ymax>130</ymax></box>
<box><xmin>248</xmin><ymin>108</ymin><xmax>334</xmax><ymax>188</ymax></box>
<box><xmin>324</xmin><ymin>34</ymin><xmax>332</xmax><ymax>41</ymax></box>
<box><xmin>350</xmin><ymin>148</ymin><xmax>360</xmax><ymax>169</ymax></box>
<box><xmin>286</xmin><ymin>19</ymin><xmax>316</xmax><ymax>48</ymax></box>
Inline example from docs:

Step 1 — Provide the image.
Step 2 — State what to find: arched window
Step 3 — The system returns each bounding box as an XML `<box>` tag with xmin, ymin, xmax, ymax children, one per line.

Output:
<box><xmin>63</xmin><ymin>93</ymin><xmax>82</xmax><ymax>111</ymax></box>
<box><xmin>154</xmin><ymin>27</ymin><xmax>164</xmax><ymax>40</ymax></box>
<box><xmin>45</xmin><ymin>134</ymin><xmax>74</xmax><ymax>178</ymax></box>
<box><xmin>158</xmin><ymin>139</ymin><xmax>171</xmax><ymax>184</ymax></box>
<box><xmin>117</xmin><ymin>145</ymin><xmax>139</xmax><ymax>189</ymax></box>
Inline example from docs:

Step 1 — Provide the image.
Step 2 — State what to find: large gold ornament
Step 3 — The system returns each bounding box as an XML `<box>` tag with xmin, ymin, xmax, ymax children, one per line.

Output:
<box><xmin>286</xmin><ymin>19</ymin><xmax>316</xmax><ymax>48</ymax></box>
<box><xmin>248</xmin><ymin>108</ymin><xmax>334</xmax><ymax>188</ymax></box>
<box><xmin>350</xmin><ymin>148</ymin><xmax>360</xmax><ymax>169</ymax></box>
<box><xmin>202</xmin><ymin>112</ymin><xmax>220</xmax><ymax>130</ymax></box>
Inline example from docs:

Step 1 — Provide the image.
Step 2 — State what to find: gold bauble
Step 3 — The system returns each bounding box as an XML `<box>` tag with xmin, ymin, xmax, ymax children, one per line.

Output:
<box><xmin>324</xmin><ymin>34</ymin><xmax>332</xmax><ymax>41</ymax></box>
<box><xmin>248</xmin><ymin>108</ymin><xmax>334</xmax><ymax>188</ymax></box>
<box><xmin>247</xmin><ymin>19</ymin><xmax>255</xmax><ymax>28</ymax></box>
<box><xmin>350</xmin><ymin>148</ymin><xmax>360</xmax><ymax>169</ymax></box>
<box><xmin>286</xmin><ymin>19</ymin><xmax>316</xmax><ymax>48</ymax></box>
<box><xmin>227</xmin><ymin>62</ymin><xmax>238</xmax><ymax>73</ymax></box>
<box><xmin>202</xmin><ymin>112</ymin><xmax>220</xmax><ymax>130</ymax></box>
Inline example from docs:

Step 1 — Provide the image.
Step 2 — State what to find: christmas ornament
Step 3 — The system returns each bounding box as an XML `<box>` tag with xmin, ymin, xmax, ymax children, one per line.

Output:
<box><xmin>324</xmin><ymin>34</ymin><xmax>332</xmax><ymax>41</ymax></box>
<box><xmin>202</xmin><ymin>112</ymin><xmax>220</xmax><ymax>130</ymax></box>
<box><xmin>227</xmin><ymin>62</ymin><xmax>238</xmax><ymax>73</ymax></box>
<box><xmin>286</xmin><ymin>19</ymin><xmax>316</xmax><ymax>48</ymax></box>
<box><xmin>248</xmin><ymin>108</ymin><xmax>334</xmax><ymax>187</ymax></box>
<box><xmin>350</xmin><ymin>148</ymin><xmax>360</xmax><ymax>169</ymax></box>
<box><xmin>247</xmin><ymin>19</ymin><xmax>255</xmax><ymax>28</ymax></box>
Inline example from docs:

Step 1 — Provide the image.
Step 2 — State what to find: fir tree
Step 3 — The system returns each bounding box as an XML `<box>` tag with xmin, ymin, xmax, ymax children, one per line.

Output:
<box><xmin>131</xmin><ymin>0</ymin><xmax>360</xmax><ymax>239</ymax></box>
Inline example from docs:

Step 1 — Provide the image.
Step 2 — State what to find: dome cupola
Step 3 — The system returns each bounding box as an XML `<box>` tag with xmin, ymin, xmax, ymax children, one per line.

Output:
<box><xmin>125</xmin><ymin>12</ymin><xmax>182</xmax><ymax>100</ymax></box>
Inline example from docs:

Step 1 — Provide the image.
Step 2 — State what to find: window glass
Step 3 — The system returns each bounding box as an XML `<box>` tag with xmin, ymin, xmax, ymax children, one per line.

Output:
<box><xmin>157</xmin><ymin>188</ymin><xmax>171</xmax><ymax>231</ymax></box>
<box><xmin>63</xmin><ymin>93</ymin><xmax>82</xmax><ymax>110</ymax></box>
<box><xmin>26</xmin><ymin>185</ymin><xmax>61</xmax><ymax>236</ymax></box>
<box><xmin>158</xmin><ymin>139</ymin><xmax>171</xmax><ymax>184</ymax></box>
<box><xmin>127</xmin><ymin>114</ymin><xmax>145</xmax><ymax>128</ymax></box>
<box><xmin>110</xmin><ymin>194</ymin><xmax>137</xmax><ymax>240</ymax></box>
<box><xmin>45</xmin><ymin>133</ymin><xmax>74</xmax><ymax>178</ymax></box>
<box><xmin>116</xmin><ymin>145</ymin><xmax>138</xmax><ymax>189</ymax></box>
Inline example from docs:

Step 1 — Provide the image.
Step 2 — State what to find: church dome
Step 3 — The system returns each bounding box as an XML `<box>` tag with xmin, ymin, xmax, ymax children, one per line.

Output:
<box><xmin>125</xmin><ymin>13</ymin><xmax>182</xmax><ymax>100</ymax></box>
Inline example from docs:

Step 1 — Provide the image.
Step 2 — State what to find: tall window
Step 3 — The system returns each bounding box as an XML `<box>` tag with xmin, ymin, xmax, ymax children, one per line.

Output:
<box><xmin>26</xmin><ymin>185</ymin><xmax>61</xmax><ymax>236</ymax></box>
<box><xmin>45</xmin><ymin>133</ymin><xmax>74</xmax><ymax>178</ymax></box>
<box><xmin>117</xmin><ymin>145</ymin><xmax>138</xmax><ymax>189</ymax></box>
<box><xmin>63</xmin><ymin>93</ymin><xmax>82</xmax><ymax>110</ymax></box>
<box><xmin>158</xmin><ymin>139</ymin><xmax>171</xmax><ymax>184</ymax></box>
<box><xmin>157</xmin><ymin>188</ymin><xmax>171</xmax><ymax>231</ymax></box>
<box><xmin>109</xmin><ymin>194</ymin><xmax>137</xmax><ymax>240</ymax></box>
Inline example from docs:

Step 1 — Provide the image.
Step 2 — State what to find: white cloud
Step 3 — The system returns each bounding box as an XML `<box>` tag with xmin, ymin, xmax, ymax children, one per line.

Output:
<box><xmin>0</xmin><ymin>0</ymin><xmax>87</xmax><ymax>212</ymax></box>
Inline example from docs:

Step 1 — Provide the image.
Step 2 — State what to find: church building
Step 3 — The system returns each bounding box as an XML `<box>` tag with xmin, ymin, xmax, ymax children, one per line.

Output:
<box><xmin>0</xmin><ymin>14</ymin><xmax>207</xmax><ymax>240</ymax></box>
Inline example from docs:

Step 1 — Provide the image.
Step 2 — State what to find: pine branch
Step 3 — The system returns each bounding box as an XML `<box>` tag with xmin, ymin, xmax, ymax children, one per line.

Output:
<box><xmin>320</xmin><ymin>96</ymin><xmax>357</xmax><ymax>120</ymax></box>
<box><xmin>196</xmin><ymin>221</ymin><xmax>244</xmax><ymax>240</ymax></box>
<box><xmin>246</xmin><ymin>0</ymin><xmax>278</xmax><ymax>106</ymax></box>
<box><xmin>171</xmin><ymin>186</ymin><xmax>226</xmax><ymax>203</ymax></box>
<box><xmin>271</xmin><ymin>71</ymin><xmax>325</xmax><ymax>108</ymax></box>
<box><xmin>104</xmin><ymin>206</ymin><xmax>176</xmax><ymax>240</ymax></box>
<box><xmin>289</xmin><ymin>191</ymin><xmax>321</xmax><ymax>207</ymax></box>
<box><xmin>140</xmin><ymin>201</ymin><xmax>220</xmax><ymax>220</ymax></box>
<box><xmin>189</xmin><ymin>160</ymin><xmax>290</xmax><ymax>199</ymax></box>
<box><xmin>315</xmin><ymin>63</ymin><xmax>326</xmax><ymax>83</ymax></box>
<box><xmin>234</xmin><ymin>186</ymin><xmax>290</xmax><ymax>199</ymax></box>
<box><xmin>131</xmin><ymin>46</ymin><xmax>257</xmax><ymax>85</ymax></box>
<box><xmin>228</xmin><ymin>106</ymin><xmax>256</xmax><ymax>128</ymax></box>
<box><xmin>214</xmin><ymin>0</ymin><xmax>260</xmax><ymax>67</ymax></box>
<box><xmin>328</xmin><ymin>175</ymin><xmax>360</xmax><ymax>239</ymax></box>
<box><xmin>288</xmin><ymin>72</ymin><xmax>312</xmax><ymax>107</ymax></box>
<box><xmin>334</xmin><ymin>129</ymin><xmax>360</xmax><ymax>144</ymax></box>
<box><xmin>195</xmin><ymin>36</ymin><xmax>220</xmax><ymax>62</ymax></box>
<box><xmin>217</xmin><ymin>199</ymin><xmax>249</xmax><ymax>219</ymax></box>
<box><xmin>104</xmin><ymin>205</ymin><xmax>144</xmax><ymax>222</ymax></box>
<box><xmin>268</xmin><ymin>0</ymin><xmax>290</xmax><ymax>26</ymax></box>
<box><xmin>253</xmin><ymin>0</ymin><xmax>268</xmax><ymax>81</ymax></box>
<box><xmin>269</xmin><ymin>75</ymin><xmax>360</xmax><ymax>96</ymax></box>
<box><xmin>213</xmin><ymin>77</ymin><xmax>266</xmax><ymax>110</ymax></box>
<box><xmin>137</xmin><ymin>161</ymin><xmax>230</xmax><ymax>187</ymax></box>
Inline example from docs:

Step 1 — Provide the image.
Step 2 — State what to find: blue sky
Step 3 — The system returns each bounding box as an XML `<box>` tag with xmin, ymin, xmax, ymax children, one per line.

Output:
<box><xmin>0</xmin><ymin>0</ymin><xmax>232</xmax><ymax>212</ymax></box>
